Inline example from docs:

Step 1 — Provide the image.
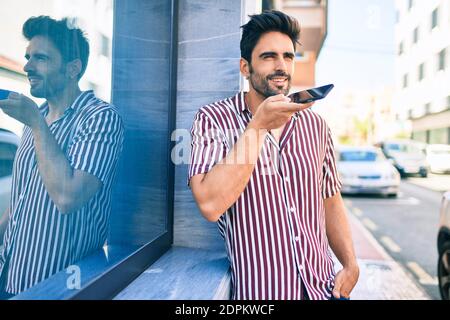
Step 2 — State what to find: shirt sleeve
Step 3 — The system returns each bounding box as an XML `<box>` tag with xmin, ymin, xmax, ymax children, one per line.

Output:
<box><xmin>68</xmin><ymin>109</ymin><xmax>124</xmax><ymax>183</ymax></box>
<box><xmin>322</xmin><ymin>126</ymin><xmax>342</xmax><ymax>199</ymax></box>
<box><xmin>188</xmin><ymin>109</ymin><xmax>228</xmax><ymax>186</ymax></box>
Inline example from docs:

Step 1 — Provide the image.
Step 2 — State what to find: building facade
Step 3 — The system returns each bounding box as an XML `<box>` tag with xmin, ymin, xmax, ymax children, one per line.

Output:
<box><xmin>395</xmin><ymin>0</ymin><xmax>450</xmax><ymax>144</ymax></box>
<box><xmin>267</xmin><ymin>0</ymin><xmax>328</xmax><ymax>89</ymax></box>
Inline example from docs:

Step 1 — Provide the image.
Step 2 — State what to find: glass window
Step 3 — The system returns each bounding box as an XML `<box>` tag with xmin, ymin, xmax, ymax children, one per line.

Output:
<box><xmin>438</xmin><ymin>48</ymin><xmax>446</xmax><ymax>71</ymax></box>
<box><xmin>418</xmin><ymin>63</ymin><xmax>425</xmax><ymax>81</ymax></box>
<box><xmin>431</xmin><ymin>7</ymin><xmax>439</xmax><ymax>30</ymax></box>
<box><xmin>385</xmin><ymin>142</ymin><xmax>424</xmax><ymax>154</ymax></box>
<box><xmin>339</xmin><ymin>150</ymin><xmax>385</xmax><ymax>162</ymax></box>
<box><xmin>100</xmin><ymin>33</ymin><xmax>110</xmax><ymax>57</ymax></box>
<box><xmin>413</xmin><ymin>27</ymin><xmax>419</xmax><ymax>44</ymax></box>
<box><xmin>0</xmin><ymin>132</ymin><xmax>19</xmax><ymax>225</ymax></box>
<box><xmin>403</xmin><ymin>73</ymin><xmax>409</xmax><ymax>88</ymax></box>
<box><xmin>412</xmin><ymin>131</ymin><xmax>427</xmax><ymax>144</ymax></box>
<box><xmin>429</xmin><ymin>128</ymin><xmax>448</xmax><ymax>144</ymax></box>
<box><xmin>0</xmin><ymin>0</ymin><xmax>177</xmax><ymax>299</ymax></box>
<box><xmin>0</xmin><ymin>0</ymin><xmax>117</xmax><ymax>298</ymax></box>
<box><xmin>0</xmin><ymin>142</ymin><xmax>16</xmax><ymax>179</ymax></box>
<box><xmin>408</xmin><ymin>109</ymin><xmax>413</xmax><ymax>119</ymax></box>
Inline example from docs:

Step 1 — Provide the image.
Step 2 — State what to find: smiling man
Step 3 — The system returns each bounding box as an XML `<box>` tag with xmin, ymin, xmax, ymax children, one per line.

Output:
<box><xmin>188</xmin><ymin>10</ymin><xmax>359</xmax><ymax>300</ymax></box>
<box><xmin>0</xmin><ymin>16</ymin><xmax>123</xmax><ymax>298</ymax></box>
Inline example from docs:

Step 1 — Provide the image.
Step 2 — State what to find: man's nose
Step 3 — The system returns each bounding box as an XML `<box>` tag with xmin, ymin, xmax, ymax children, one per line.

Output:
<box><xmin>274</xmin><ymin>57</ymin><xmax>288</xmax><ymax>72</ymax></box>
<box><xmin>23</xmin><ymin>59</ymin><xmax>33</xmax><ymax>74</ymax></box>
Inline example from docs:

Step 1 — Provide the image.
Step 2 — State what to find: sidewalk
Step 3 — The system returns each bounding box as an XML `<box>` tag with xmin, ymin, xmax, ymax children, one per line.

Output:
<box><xmin>406</xmin><ymin>173</ymin><xmax>450</xmax><ymax>193</ymax></box>
<box><xmin>339</xmin><ymin>211</ymin><xmax>430</xmax><ymax>300</ymax></box>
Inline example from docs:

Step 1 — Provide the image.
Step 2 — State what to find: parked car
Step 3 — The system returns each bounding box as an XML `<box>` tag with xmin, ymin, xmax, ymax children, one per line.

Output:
<box><xmin>377</xmin><ymin>139</ymin><xmax>429</xmax><ymax>178</ymax></box>
<box><xmin>337</xmin><ymin>146</ymin><xmax>400</xmax><ymax>197</ymax></box>
<box><xmin>426</xmin><ymin>144</ymin><xmax>450</xmax><ymax>174</ymax></box>
<box><xmin>0</xmin><ymin>129</ymin><xmax>20</xmax><ymax>216</ymax></box>
<box><xmin>437</xmin><ymin>191</ymin><xmax>450</xmax><ymax>300</ymax></box>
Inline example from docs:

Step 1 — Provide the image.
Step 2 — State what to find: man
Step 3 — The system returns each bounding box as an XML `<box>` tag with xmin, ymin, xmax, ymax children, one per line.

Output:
<box><xmin>188</xmin><ymin>11</ymin><xmax>359</xmax><ymax>300</ymax></box>
<box><xmin>0</xmin><ymin>16</ymin><xmax>123</xmax><ymax>298</ymax></box>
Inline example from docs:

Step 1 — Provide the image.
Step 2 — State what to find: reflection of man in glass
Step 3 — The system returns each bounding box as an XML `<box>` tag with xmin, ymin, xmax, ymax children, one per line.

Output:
<box><xmin>0</xmin><ymin>16</ymin><xmax>124</xmax><ymax>298</ymax></box>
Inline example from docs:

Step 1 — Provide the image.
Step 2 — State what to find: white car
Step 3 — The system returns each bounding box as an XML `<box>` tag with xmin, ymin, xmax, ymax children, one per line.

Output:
<box><xmin>378</xmin><ymin>140</ymin><xmax>429</xmax><ymax>178</ymax></box>
<box><xmin>0</xmin><ymin>129</ymin><xmax>20</xmax><ymax>216</ymax></box>
<box><xmin>426</xmin><ymin>144</ymin><xmax>450</xmax><ymax>174</ymax></box>
<box><xmin>337</xmin><ymin>146</ymin><xmax>400</xmax><ymax>197</ymax></box>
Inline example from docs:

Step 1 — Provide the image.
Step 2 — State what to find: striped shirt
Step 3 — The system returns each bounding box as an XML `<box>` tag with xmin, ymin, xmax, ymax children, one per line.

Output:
<box><xmin>188</xmin><ymin>92</ymin><xmax>342</xmax><ymax>300</ymax></box>
<box><xmin>0</xmin><ymin>91</ymin><xmax>124</xmax><ymax>294</ymax></box>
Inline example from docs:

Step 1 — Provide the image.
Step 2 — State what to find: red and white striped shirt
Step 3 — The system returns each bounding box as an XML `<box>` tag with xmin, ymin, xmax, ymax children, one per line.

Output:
<box><xmin>188</xmin><ymin>92</ymin><xmax>342</xmax><ymax>300</ymax></box>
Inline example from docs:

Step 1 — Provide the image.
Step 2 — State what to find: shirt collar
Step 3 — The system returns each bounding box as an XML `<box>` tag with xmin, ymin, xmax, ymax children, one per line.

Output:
<box><xmin>236</xmin><ymin>91</ymin><xmax>250</xmax><ymax>115</ymax></box>
<box><xmin>39</xmin><ymin>90</ymin><xmax>94</xmax><ymax>117</ymax></box>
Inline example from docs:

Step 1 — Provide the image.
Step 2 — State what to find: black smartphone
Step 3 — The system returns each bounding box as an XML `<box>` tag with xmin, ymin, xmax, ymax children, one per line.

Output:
<box><xmin>290</xmin><ymin>84</ymin><xmax>334</xmax><ymax>104</ymax></box>
<box><xmin>0</xmin><ymin>89</ymin><xmax>12</xmax><ymax>100</ymax></box>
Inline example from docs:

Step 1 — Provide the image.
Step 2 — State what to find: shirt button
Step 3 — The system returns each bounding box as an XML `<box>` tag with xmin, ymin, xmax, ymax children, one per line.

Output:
<box><xmin>285</xmin><ymin>176</ymin><xmax>290</xmax><ymax>182</ymax></box>
<box><xmin>294</xmin><ymin>236</ymin><xmax>300</xmax><ymax>242</ymax></box>
<box><xmin>290</xmin><ymin>207</ymin><xmax>295</xmax><ymax>213</ymax></box>
<box><xmin>299</xmin><ymin>265</ymin><xmax>304</xmax><ymax>271</ymax></box>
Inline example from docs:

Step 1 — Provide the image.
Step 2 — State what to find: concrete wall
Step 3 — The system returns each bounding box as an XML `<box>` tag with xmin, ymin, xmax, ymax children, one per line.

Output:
<box><xmin>173</xmin><ymin>0</ymin><xmax>244</xmax><ymax>250</ymax></box>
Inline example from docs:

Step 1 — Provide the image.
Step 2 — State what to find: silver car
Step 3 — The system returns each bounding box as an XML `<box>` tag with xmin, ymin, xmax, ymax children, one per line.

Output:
<box><xmin>0</xmin><ymin>129</ymin><xmax>20</xmax><ymax>216</ymax></box>
<box><xmin>438</xmin><ymin>191</ymin><xmax>450</xmax><ymax>300</ymax></box>
<box><xmin>378</xmin><ymin>139</ymin><xmax>429</xmax><ymax>178</ymax></box>
<box><xmin>337</xmin><ymin>146</ymin><xmax>400</xmax><ymax>197</ymax></box>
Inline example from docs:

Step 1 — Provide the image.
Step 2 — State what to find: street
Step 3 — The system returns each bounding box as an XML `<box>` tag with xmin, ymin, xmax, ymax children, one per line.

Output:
<box><xmin>343</xmin><ymin>173</ymin><xmax>450</xmax><ymax>300</ymax></box>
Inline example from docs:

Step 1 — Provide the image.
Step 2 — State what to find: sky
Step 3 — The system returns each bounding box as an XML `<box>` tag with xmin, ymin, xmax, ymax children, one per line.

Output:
<box><xmin>316</xmin><ymin>0</ymin><xmax>397</xmax><ymax>93</ymax></box>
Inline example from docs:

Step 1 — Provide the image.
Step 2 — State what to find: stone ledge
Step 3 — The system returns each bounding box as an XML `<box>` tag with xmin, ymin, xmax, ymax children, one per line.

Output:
<box><xmin>114</xmin><ymin>246</ymin><xmax>231</xmax><ymax>300</ymax></box>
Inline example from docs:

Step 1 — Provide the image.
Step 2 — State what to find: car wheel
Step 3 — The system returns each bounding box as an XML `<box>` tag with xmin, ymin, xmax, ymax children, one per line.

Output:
<box><xmin>438</xmin><ymin>242</ymin><xmax>450</xmax><ymax>300</ymax></box>
<box><xmin>387</xmin><ymin>193</ymin><xmax>397</xmax><ymax>198</ymax></box>
<box><xmin>420</xmin><ymin>169</ymin><xmax>428</xmax><ymax>178</ymax></box>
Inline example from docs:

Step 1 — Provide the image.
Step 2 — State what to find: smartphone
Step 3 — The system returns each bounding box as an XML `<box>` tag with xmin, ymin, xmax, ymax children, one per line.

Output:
<box><xmin>0</xmin><ymin>89</ymin><xmax>12</xmax><ymax>100</ymax></box>
<box><xmin>290</xmin><ymin>84</ymin><xmax>334</xmax><ymax>104</ymax></box>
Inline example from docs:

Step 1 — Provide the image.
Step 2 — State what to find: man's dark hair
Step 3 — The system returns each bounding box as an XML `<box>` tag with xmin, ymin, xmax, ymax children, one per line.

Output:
<box><xmin>23</xmin><ymin>15</ymin><xmax>90</xmax><ymax>80</ymax></box>
<box><xmin>240</xmin><ymin>10</ymin><xmax>300</xmax><ymax>63</ymax></box>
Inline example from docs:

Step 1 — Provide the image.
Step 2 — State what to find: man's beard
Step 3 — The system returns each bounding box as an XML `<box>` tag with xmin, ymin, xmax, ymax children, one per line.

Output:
<box><xmin>248</xmin><ymin>65</ymin><xmax>291</xmax><ymax>98</ymax></box>
<box><xmin>28</xmin><ymin>66</ymin><xmax>67</xmax><ymax>99</ymax></box>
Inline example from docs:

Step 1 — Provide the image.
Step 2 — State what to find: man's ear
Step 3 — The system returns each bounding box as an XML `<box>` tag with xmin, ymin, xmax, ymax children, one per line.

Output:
<box><xmin>66</xmin><ymin>59</ymin><xmax>82</xmax><ymax>80</ymax></box>
<box><xmin>240</xmin><ymin>58</ymin><xmax>250</xmax><ymax>80</ymax></box>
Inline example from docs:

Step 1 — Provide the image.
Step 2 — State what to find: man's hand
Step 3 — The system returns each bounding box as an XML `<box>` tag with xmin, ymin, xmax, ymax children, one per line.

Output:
<box><xmin>0</xmin><ymin>92</ymin><xmax>42</xmax><ymax>128</ymax></box>
<box><xmin>252</xmin><ymin>94</ymin><xmax>313</xmax><ymax>130</ymax></box>
<box><xmin>332</xmin><ymin>264</ymin><xmax>360</xmax><ymax>299</ymax></box>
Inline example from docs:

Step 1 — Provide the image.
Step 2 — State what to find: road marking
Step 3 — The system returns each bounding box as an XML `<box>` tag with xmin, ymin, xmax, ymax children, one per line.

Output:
<box><xmin>405</xmin><ymin>197</ymin><xmax>421</xmax><ymax>205</ymax></box>
<box><xmin>362</xmin><ymin>218</ymin><xmax>378</xmax><ymax>231</ymax></box>
<box><xmin>380</xmin><ymin>236</ymin><xmax>402</xmax><ymax>253</ymax></box>
<box><xmin>352</xmin><ymin>207</ymin><xmax>363</xmax><ymax>217</ymax></box>
<box><xmin>344</xmin><ymin>197</ymin><xmax>420</xmax><ymax>206</ymax></box>
<box><xmin>406</xmin><ymin>262</ymin><xmax>438</xmax><ymax>285</ymax></box>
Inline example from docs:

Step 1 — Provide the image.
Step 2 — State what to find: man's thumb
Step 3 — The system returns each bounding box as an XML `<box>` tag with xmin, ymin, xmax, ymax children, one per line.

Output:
<box><xmin>332</xmin><ymin>280</ymin><xmax>342</xmax><ymax>298</ymax></box>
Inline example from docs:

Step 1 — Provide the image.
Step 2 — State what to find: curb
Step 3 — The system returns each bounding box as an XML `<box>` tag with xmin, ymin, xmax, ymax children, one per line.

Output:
<box><xmin>346</xmin><ymin>206</ymin><xmax>432</xmax><ymax>299</ymax></box>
